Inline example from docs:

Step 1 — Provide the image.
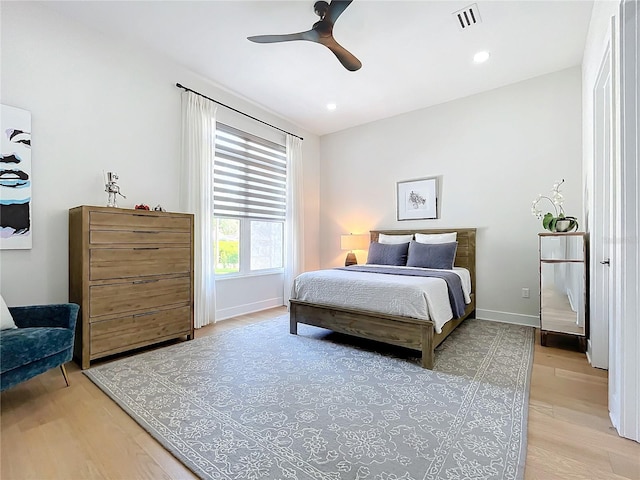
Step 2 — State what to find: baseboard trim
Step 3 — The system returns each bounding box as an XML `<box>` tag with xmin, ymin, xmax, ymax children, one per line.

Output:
<box><xmin>216</xmin><ymin>297</ymin><xmax>284</xmax><ymax>322</ymax></box>
<box><xmin>475</xmin><ymin>309</ymin><xmax>540</xmax><ymax>328</ymax></box>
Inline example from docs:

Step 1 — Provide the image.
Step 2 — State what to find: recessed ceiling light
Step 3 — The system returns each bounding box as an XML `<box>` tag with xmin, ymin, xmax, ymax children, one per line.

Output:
<box><xmin>473</xmin><ymin>51</ymin><xmax>490</xmax><ymax>64</ymax></box>
<box><xmin>326</xmin><ymin>103</ymin><xmax>337</xmax><ymax>111</ymax></box>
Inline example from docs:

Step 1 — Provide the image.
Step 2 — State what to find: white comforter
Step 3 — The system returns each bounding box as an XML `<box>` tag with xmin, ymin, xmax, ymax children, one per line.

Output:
<box><xmin>291</xmin><ymin>265</ymin><xmax>472</xmax><ymax>334</ymax></box>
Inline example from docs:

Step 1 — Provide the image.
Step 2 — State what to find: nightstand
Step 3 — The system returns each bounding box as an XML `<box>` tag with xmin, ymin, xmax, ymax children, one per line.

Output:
<box><xmin>538</xmin><ymin>232</ymin><xmax>588</xmax><ymax>352</ymax></box>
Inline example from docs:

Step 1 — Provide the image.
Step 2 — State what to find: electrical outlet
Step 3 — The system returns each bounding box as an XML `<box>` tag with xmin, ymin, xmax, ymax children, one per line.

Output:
<box><xmin>522</xmin><ymin>288</ymin><xmax>530</xmax><ymax>298</ymax></box>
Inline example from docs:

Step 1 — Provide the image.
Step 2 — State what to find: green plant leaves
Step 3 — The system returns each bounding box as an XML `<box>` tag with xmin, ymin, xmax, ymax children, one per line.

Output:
<box><xmin>542</xmin><ymin>213</ymin><xmax>579</xmax><ymax>232</ymax></box>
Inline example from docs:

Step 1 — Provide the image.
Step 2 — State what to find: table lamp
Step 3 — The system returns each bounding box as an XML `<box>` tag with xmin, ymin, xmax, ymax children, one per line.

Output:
<box><xmin>340</xmin><ymin>233</ymin><xmax>369</xmax><ymax>266</ymax></box>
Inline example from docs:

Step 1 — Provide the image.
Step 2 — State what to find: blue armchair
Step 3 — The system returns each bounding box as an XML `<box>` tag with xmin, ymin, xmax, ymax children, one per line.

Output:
<box><xmin>0</xmin><ymin>303</ymin><xmax>79</xmax><ymax>392</ymax></box>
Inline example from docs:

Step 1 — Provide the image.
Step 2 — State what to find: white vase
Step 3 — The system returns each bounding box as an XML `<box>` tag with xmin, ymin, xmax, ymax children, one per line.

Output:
<box><xmin>555</xmin><ymin>219</ymin><xmax>571</xmax><ymax>232</ymax></box>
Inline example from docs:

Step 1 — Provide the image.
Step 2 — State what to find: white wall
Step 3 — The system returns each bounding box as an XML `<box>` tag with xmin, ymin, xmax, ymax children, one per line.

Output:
<box><xmin>0</xmin><ymin>2</ymin><xmax>320</xmax><ymax>313</ymax></box>
<box><xmin>319</xmin><ymin>67</ymin><xmax>583</xmax><ymax>326</ymax></box>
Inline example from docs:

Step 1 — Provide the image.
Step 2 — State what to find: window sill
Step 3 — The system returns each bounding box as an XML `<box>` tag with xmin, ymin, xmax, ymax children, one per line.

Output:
<box><xmin>214</xmin><ymin>270</ymin><xmax>284</xmax><ymax>281</ymax></box>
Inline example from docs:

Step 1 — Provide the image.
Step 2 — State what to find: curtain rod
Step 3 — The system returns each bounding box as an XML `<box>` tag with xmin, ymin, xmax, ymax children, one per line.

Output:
<box><xmin>176</xmin><ymin>83</ymin><xmax>303</xmax><ymax>141</ymax></box>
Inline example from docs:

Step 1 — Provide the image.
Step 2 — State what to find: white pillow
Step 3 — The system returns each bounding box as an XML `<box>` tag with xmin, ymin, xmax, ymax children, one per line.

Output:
<box><xmin>378</xmin><ymin>233</ymin><xmax>413</xmax><ymax>244</ymax></box>
<box><xmin>0</xmin><ymin>295</ymin><xmax>17</xmax><ymax>330</ymax></box>
<box><xmin>415</xmin><ymin>232</ymin><xmax>457</xmax><ymax>244</ymax></box>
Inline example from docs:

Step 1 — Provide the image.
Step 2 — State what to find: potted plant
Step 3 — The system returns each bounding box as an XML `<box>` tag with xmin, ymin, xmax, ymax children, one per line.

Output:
<box><xmin>531</xmin><ymin>179</ymin><xmax>579</xmax><ymax>232</ymax></box>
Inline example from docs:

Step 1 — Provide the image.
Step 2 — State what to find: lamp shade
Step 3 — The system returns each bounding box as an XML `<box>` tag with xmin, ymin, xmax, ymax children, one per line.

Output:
<box><xmin>340</xmin><ymin>234</ymin><xmax>369</xmax><ymax>251</ymax></box>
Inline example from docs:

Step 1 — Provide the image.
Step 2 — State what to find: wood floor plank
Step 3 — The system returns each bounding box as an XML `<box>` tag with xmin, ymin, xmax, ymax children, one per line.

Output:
<box><xmin>525</xmin><ymin>445</ymin><xmax>631</xmax><ymax>480</ymax></box>
<box><xmin>133</xmin><ymin>430</ymin><xmax>194</xmax><ymax>479</ymax></box>
<box><xmin>528</xmin><ymin>403</ymin><xmax>640</xmax><ymax>458</ymax></box>
<box><xmin>555</xmin><ymin>367</ymin><xmax>609</xmax><ymax>385</ymax></box>
<box><xmin>533</xmin><ymin>347</ymin><xmax>607</xmax><ymax>376</ymax></box>
<box><xmin>527</xmin><ymin>413</ymin><xmax>619</xmax><ymax>473</ymax></box>
<box><xmin>2</xmin><ymin>307</ymin><xmax>639</xmax><ymax>480</ymax></box>
<box><xmin>530</xmin><ymin>370</ymin><xmax>608</xmax><ymax>405</ymax></box>
<box><xmin>608</xmin><ymin>450</ymin><xmax>640</xmax><ymax>479</ymax></box>
<box><xmin>552</xmin><ymin>404</ymin><xmax>621</xmax><ymax>435</ymax></box>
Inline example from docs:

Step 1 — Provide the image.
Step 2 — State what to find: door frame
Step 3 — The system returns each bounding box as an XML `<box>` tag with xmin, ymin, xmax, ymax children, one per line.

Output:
<box><xmin>610</xmin><ymin>0</ymin><xmax>640</xmax><ymax>442</ymax></box>
<box><xmin>590</xmin><ymin>22</ymin><xmax>615</xmax><ymax>370</ymax></box>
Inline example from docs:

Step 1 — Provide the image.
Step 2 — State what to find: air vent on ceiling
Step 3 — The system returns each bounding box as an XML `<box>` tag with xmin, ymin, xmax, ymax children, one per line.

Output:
<box><xmin>453</xmin><ymin>4</ymin><xmax>482</xmax><ymax>30</ymax></box>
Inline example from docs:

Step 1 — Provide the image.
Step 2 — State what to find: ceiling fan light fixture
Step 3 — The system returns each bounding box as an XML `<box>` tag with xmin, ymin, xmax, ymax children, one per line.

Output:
<box><xmin>473</xmin><ymin>51</ymin><xmax>490</xmax><ymax>64</ymax></box>
<box><xmin>326</xmin><ymin>103</ymin><xmax>337</xmax><ymax>111</ymax></box>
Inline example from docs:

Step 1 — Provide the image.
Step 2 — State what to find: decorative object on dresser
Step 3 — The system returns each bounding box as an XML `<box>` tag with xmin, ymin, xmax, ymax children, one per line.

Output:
<box><xmin>396</xmin><ymin>177</ymin><xmax>438</xmax><ymax>220</ymax></box>
<box><xmin>68</xmin><ymin>205</ymin><xmax>194</xmax><ymax>369</ymax></box>
<box><xmin>103</xmin><ymin>172</ymin><xmax>126</xmax><ymax>208</ymax></box>
<box><xmin>531</xmin><ymin>179</ymin><xmax>579</xmax><ymax>232</ymax></box>
<box><xmin>291</xmin><ymin>228</ymin><xmax>476</xmax><ymax>369</ymax></box>
<box><xmin>538</xmin><ymin>232</ymin><xmax>588</xmax><ymax>352</ymax></box>
<box><xmin>339</xmin><ymin>233</ymin><xmax>368</xmax><ymax>266</ymax></box>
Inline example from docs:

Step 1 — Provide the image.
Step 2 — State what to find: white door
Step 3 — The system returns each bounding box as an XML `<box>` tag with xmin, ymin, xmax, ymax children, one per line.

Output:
<box><xmin>610</xmin><ymin>0</ymin><xmax>640</xmax><ymax>441</ymax></box>
<box><xmin>591</xmin><ymin>32</ymin><xmax>615</xmax><ymax>371</ymax></box>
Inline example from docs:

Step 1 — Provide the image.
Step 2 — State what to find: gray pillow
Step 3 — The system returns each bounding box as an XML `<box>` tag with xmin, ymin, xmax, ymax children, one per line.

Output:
<box><xmin>406</xmin><ymin>241</ymin><xmax>458</xmax><ymax>269</ymax></box>
<box><xmin>366</xmin><ymin>241</ymin><xmax>409</xmax><ymax>266</ymax></box>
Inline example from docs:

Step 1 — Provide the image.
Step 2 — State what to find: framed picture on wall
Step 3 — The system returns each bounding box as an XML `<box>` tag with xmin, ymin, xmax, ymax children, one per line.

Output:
<box><xmin>396</xmin><ymin>177</ymin><xmax>438</xmax><ymax>220</ymax></box>
<box><xmin>1</xmin><ymin>104</ymin><xmax>32</xmax><ymax>249</ymax></box>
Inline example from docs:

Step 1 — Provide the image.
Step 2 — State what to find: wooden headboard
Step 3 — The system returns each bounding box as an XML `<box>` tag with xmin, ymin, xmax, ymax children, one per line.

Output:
<box><xmin>370</xmin><ymin>228</ymin><xmax>476</xmax><ymax>292</ymax></box>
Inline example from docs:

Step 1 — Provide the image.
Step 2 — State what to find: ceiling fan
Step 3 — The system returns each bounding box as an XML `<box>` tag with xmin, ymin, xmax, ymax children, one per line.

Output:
<box><xmin>247</xmin><ymin>0</ymin><xmax>362</xmax><ymax>72</ymax></box>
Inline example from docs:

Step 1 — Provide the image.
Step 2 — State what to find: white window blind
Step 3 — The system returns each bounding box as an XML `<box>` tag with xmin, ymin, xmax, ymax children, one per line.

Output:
<box><xmin>214</xmin><ymin>124</ymin><xmax>287</xmax><ymax>221</ymax></box>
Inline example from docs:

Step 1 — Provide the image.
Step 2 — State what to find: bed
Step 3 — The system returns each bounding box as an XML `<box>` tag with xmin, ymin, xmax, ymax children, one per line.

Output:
<box><xmin>289</xmin><ymin>228</ymin><xmax>476</xmax><ymax>369</ymax></box>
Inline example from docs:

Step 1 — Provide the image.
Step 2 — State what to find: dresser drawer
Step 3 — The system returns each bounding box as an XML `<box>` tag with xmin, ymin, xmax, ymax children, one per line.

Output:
<box><xmin>90</xmin><ymin>247</ymin><xmax>191</xmax><ymax>280</ymax></box>
<box><xmin>89</xmin><ymin>276</ymin><xmax>191</xmax><ymax>318</ymax></box>
<box><xmin>90</xmin><ymin>305</ymin><xmax>192</xmax><ymax>357</ymax></box>
<box><xmin>90</xmin><ymin>230</ymin><xmax>192</xmax><ymax>245</ymax></box>
<box><xmin>90</xmin><ymin>211</ymin><xmax>191</xmax><ymax>232</ymax></box>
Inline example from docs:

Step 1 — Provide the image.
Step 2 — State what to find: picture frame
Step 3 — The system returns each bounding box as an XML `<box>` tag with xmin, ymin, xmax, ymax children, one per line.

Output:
<box><xmin>1</xmin><ymin>104</ymin><xmax>32</xmax><ymax>249</ymax></box>
<box><xmin>396</xmin><ymin>177</ymin><xmax>438</xmax><ymax>221</ymax></box>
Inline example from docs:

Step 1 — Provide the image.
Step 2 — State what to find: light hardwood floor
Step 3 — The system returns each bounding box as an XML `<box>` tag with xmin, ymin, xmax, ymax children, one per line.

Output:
<box><xmin>1</xmin><ymin>307</ymin><xmax>638</xmax><ymax>479</ymax></box>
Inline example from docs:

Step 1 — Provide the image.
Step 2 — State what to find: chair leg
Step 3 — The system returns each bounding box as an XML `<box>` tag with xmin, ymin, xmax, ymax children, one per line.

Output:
<box><xmin>60</xmin><ymin>364</ymin><xmax>70</xmax><ymax>387</ymax></box>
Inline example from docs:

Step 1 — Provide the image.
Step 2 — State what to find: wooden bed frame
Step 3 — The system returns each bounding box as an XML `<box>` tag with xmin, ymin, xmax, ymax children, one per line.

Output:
<box><xmin>289</xmin><ymin>228</ymin><xmax>476</xmax><ymax>369</ymax></box>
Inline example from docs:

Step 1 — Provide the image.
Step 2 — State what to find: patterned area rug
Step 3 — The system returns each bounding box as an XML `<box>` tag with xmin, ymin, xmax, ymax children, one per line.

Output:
<box><xmin>85</xmin><ymin>316</ymin><xmax>534</xmax><ymax>480</ymax></box>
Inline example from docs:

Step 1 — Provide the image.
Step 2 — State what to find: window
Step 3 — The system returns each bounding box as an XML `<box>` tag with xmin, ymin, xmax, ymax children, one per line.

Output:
<box><xmin>213</xmin><ymin>124</ymin><xmax>286</xmax><ymax>276</ymax></box>
<box><xmin>215</xmin><ymin>218</ymin><xmax>240</xmax><ymax>274</ymax></box>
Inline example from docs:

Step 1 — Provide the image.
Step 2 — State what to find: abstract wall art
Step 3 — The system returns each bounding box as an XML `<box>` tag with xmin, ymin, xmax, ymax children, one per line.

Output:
<box><xmin>1</xmin><ymin>104</ymin><xmax>32</xmax><ymax>249</ymax></box>
<box><xmin>396</xmin><ymin>177</ymin><xmax>438</xmax><ymax>221</ymax></box>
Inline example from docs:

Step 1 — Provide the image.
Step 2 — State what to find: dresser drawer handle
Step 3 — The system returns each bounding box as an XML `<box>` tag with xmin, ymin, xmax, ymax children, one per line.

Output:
<box><xmin>133</xmin><ymin>230</ymin><xmax>159</xmax><ymax>234</ymax></box>
<box><xmin>133</xmin><ymin>247</ymin><xmax>160</xmax><ymax>250</ymax></box>
<box><xmin>133</xmin><ymin>279</ymin><xmax>159</xmax><ymax>284</ymax></box>
<box><xmin>134</xmin><ymin>310</ymin><xmax>159</xmax><ymax>318</ymax></box>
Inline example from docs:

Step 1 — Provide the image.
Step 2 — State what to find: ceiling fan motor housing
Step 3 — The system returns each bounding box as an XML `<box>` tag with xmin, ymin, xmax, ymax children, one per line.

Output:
<box><xmin>314</xmin><ymin>1</ymin><xmax>330</xmax><ymax>18</ymax></box>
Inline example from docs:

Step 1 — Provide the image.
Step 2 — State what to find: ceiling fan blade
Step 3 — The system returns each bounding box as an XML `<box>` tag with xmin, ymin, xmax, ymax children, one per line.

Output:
<box><xmin>318</xmin><ymin>35</ymin><xmax>362</xmax><ymax>71</ymax></box>
<box><xmin>248</xmin><ymin>29</ymin><xmax>319</xmax><ymax>44</ymax></box>
<box><xmin>247</xmin><ymin>1</ymin><xmax>361</xmax><ymax>72</ymax></box>
<box><xmin>326</xmin><ymin>0</ymin><xmax>353</xmax><ymax>25</ymax></box>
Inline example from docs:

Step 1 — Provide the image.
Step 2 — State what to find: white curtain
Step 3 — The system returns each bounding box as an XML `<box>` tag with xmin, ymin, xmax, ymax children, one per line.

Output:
<box><xmin>284</xmin><ymin>134</ymin><xmax>305</xmax><ymax>306</ymax></box>
<box><xmin>180</xmin><ymin>91</ymin><xmax>217</xmax><ymax>328</ymax></box>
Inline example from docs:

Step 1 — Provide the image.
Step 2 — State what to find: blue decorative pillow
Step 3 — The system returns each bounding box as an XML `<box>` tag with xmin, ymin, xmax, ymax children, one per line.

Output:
<box><xmin>366</xmin><ymin>241</ymin><xmax>409</xmax><ymax>266</ymax></box>
<box><xmin>406</xmin><ymin>241</ymin><xmax>458</xmax><ymax>269</ymax></box>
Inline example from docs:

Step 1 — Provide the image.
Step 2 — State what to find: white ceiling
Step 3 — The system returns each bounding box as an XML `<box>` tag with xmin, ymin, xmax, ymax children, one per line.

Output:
<box><xmin>39</xmin><ymin>0</ymin><xmax>594</xmax><ymax>136</ymax></box>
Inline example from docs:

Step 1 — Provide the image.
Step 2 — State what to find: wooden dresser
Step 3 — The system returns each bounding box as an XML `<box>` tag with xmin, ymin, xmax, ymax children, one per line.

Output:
<box><xmin>69</xmin><ymin>205</ymin><xmax>194</xmax><ymax>369</ymax></box>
